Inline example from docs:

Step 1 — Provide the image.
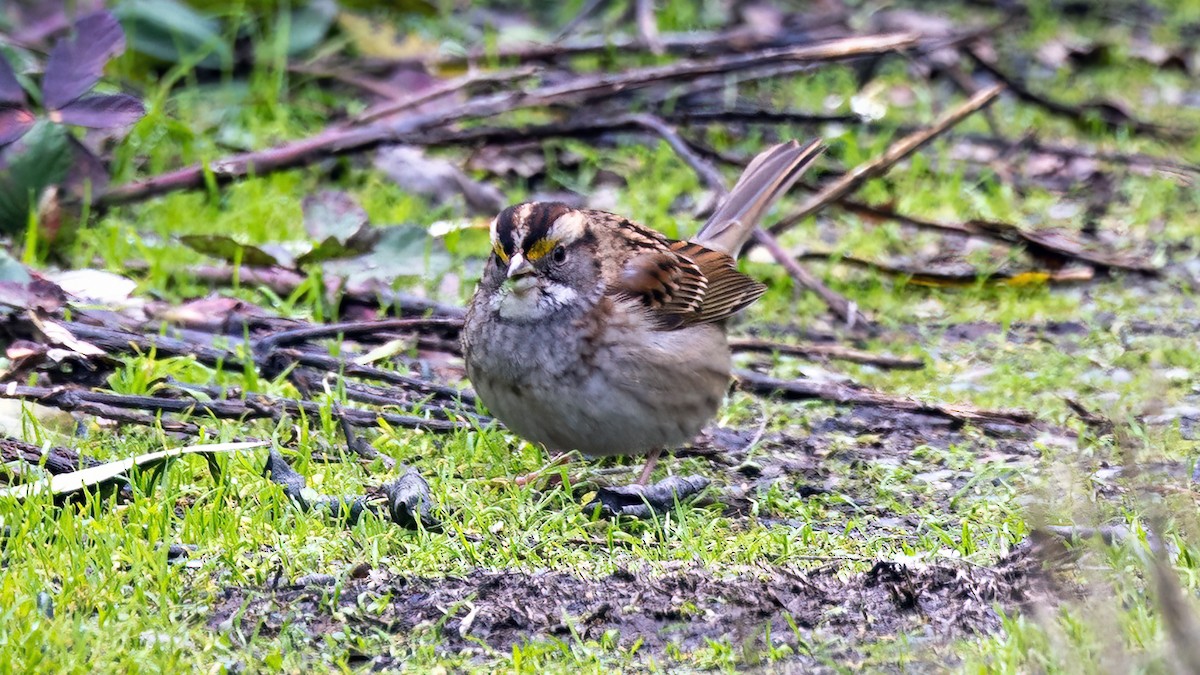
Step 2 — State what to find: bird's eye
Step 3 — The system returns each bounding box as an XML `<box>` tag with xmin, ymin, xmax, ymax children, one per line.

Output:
<box><xmin>552</xmin><ymin>245</ymin><xmax>567</xmax><ymax>263</ymax></box>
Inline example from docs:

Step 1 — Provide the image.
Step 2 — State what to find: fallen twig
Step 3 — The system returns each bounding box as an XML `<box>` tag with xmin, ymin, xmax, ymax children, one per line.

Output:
<box><xmin>0</xmin><ymin>435</ymin><xmax>101</xmax><ymax>476</ymax></box>
<box><xmin>751</xmin><ymin>228</ymin><xmax>872</xmax><ymax>329</ymax></box>
<box><xmin>770</xmin><ymin>84</ymin><xmax>1005</xmax><ymax>234</ymax></box>
<box><xmin>819</xmin><ymin>198</ymin><xmax>1156</xmax><ymax>273</ymax></box>
<box><xmin>794</xmin><ymin>250</ymin><xmax>1096</xmax><ymax>286</ymax></box>
<box><xmin>729</xmin><ymin>337</ymin><xmax>924</xmax><ymax>370</ymax></box>
<box><xmin>93</xmin><ymin>33</ymin><xmax>917</xmax><ymax>210</ymax></box>
<box><xmin>964</xmin><ymin>46</ymin><xmax>1190</xmax><ymax>140</ymax></box>
<box><xmin>733</xmin><ymin>368</ymin><xmax>1038</xmax><ymax>430</ymax></box>
<box><xmin>0</xmin><ymin>384</ymin><xmax>469</xmax><ymax>434</ymax></box>
<box><xmin>351</xmin><ymin>67</ymin><xmax>538</xmax><ymax>126</ymax></box>
<box><xmin>253</xmin><ymin>317</ymin><xmax>464</xmax><ymax>353</ymax></box>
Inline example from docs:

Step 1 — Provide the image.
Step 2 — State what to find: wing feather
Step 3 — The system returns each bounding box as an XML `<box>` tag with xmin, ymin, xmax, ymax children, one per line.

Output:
<box><xmin>610</xmin><ymin>239</ymin><xmax>765</xmax><ymax>329</ymax></box>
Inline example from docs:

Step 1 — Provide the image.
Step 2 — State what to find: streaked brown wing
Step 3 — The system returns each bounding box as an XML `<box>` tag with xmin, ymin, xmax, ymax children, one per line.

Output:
<box><xmin>669</xmin><ymin>241</ymin><xmax>767</xmax><ymax>325</ymax></box>
<box><xmin>611</xmin><ymin>241</ymin><xmax>766</xmax><ymax>329</ymax></box>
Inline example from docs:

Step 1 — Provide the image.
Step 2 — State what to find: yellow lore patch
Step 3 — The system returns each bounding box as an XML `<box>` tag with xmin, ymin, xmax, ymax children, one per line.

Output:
<box><xmin>492</xmin><ymin>240</ymin><xmax>510</xmax><ymax>263</ymax></box>
<box><xmin>524</xmin><ymin>237</ymin><xmax>557</xmax><ymax>261</ymax></box>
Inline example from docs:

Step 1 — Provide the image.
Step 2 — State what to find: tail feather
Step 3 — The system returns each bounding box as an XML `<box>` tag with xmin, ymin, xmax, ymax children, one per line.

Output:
<box><xmin>692</xmin><ymin>139</ymin><xmax>825</xmax><ymax>256</ymax></box>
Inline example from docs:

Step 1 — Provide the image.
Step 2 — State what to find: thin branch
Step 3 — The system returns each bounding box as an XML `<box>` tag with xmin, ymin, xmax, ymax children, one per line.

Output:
<box><xmin>351</xmin><ymin>67</ymin><xmax>538</xmax><ymax>126</ymax></box>
<box><xmin>729</xmin><ymin>337</ymin><xmax>924</xmax><ymax>370</ymax></box>
<box><xmin>554</xmin><ymin>0</ymin><xmax>609</xmax><ymax>40</ymax></box>
<box><xmin>816</xmin><ymin>197</ymin><xmax>1157</xmax><ymax>273</ymax></box>
<box><xmin>1</xmin><ymin>436</ymin><xmax>101</xmax><ymax>475</ymax></box>
<box><xmin>771</xmin><ymin>84</ymin><xmax>1005</xmax><ymax>234</ymax></box>
<box><xmin>0</xmin><ymin>385</ymin><xmax>469</xmax><ymax>434</ymax></box>
<box><xmin>751</xmin><ymin>228</ymin><xmax>872</xmax><ymax>329</ymax></box>
<box><xmin>964</xmin><ymin>46</ymin><xmax>1191</xmax><ymax>140</ymax></box>
<box><xmin>733</xmin><ymin>368</ymin><xmax>1038</xmax><ymax>430</ymax></box>
<box><xmin>668</xmin><ymin>107</ymin><xmax>1198</xmax><ymax>177</ymax></box>
<box><xmin>623</xmin><ymin>113</ymin><xmax>728</xmax><ymax>197</ymax></box>
<box><xmin>93</xmin><ymin>33</ymin><xmax>917</xmax><ymax>210</ymax></box>
<box><xmin>183</xmin><ymin>264</ymin><xmax>466</xmax><ymax>317</ymax></box>
<box><xmin>794</xmin><ymin>250</ymin><xmax>1096</xmax><ymax>286</ymax></box>
<box><xmin>635</xmin><ymin>0</ymin><xmax>664</xmax><ymax>55</ymax></box>
<box><xmin>254</xmin><ymin>318</ymin><xmax>464</xmax><ymax>353</ymax></box>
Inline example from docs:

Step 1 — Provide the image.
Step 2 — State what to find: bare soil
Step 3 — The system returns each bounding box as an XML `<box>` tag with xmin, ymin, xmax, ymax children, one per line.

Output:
<box><xmin>210</xmin><ymin>541</ymin><xmax>1055</xmax><ymax>666</ymax></box>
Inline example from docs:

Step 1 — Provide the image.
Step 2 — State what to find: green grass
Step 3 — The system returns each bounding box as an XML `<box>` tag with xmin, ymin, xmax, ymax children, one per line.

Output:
<box><xmin>3</xmin><ymin>0</ymin><xmax>1200</xmax><ymax>672</ymax></box>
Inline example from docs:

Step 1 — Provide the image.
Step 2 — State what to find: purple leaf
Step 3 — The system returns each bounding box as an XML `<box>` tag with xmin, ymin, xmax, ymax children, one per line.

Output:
<box><xmin>42</xmin><ymin>11</ymin><xmax>126</xmax><ymax>109</ymax></box>
<box><xmin>61</xmin><ymin>135</ymin><xmax>110</xmax><ymax>195</ymax></box>
<box><xmin>51</xmin><ymin>94</ymin><xmax>144</xmax><ymax>129</ymax></box>
<box><xmin>0</xmin><ymin>107</ymin><xmax>36</xmax><ymax>146</ymax></box>
<box><xmin>0</xmin><ymin>54</ymin><xmax>26</xmax><ymax>105</ymax></box>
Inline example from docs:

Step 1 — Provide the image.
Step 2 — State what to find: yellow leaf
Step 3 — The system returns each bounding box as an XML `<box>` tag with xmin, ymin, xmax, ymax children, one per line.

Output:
<box><xmin>1002</xmin><ymin>271</ymin><xmax>1052</xmax><ymax>287</ymax></box>
<box><xmin>337</xmin><ymin>12</ymin><xmax>438</xmax><ymax>59</ymax></box>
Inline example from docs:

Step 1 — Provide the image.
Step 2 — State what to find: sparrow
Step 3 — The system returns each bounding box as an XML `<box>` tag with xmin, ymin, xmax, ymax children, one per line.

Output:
<box><xmin>462</xmin><ymin>139</ymin><xmax>824</xmax><ymax>484</ymax></box>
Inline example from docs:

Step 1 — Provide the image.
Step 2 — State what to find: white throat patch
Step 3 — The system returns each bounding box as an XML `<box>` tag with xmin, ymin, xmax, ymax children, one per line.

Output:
<box><xmin>496</xmin><ymin>281</ymin><xmax>580</xmax><ymax>320</ymax></box>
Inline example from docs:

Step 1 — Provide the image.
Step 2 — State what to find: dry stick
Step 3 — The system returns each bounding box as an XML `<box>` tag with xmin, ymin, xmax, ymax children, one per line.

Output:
<box><xmin>751</xmin><ymin>229</ymin><xmax>870</xmax><ymax>329</ymax></box>
<box><xmin>733</xmin><ymin>368</ymin><xmax>1038</xmax><ymax>429</ymax></box>
<box><xmin>963</xmin><ymin>46</ymin><xmax>1190</xmax><ymax>141</ymax></box>
<box><xmin>623</xmin><ymin>114</ymin><xmax>729</xmax><ymax>198</ymax></box>
<box><xmin>625</xmin><ymin>113</ymin><xmax>871</xmax><ymax>328</ymax></box>
<box><xmin>793</xmin><ymin>250</ymin><xmax>1096</xmax><ymax>286</ymax></box>
<box><xmin>290</xmin><ymin>368</ymin><xmax>486</xmax><ymax>423</ymax></box>
<box><xmin>351</xmin><ymin>66</ymin><xmax>538</xmax><ymax>126</ymax></box>
<box><xmin>1</xmin><ymin>436</ymin><xmax>102</xmax><ymax>475</ymax></box>
<box><xmin>952</xmin><ymin>131</ymin><xmax>1200</xmax><ymax>177</ymax></box>
<box><xmin>635</xmin><ymin>0</ymin><xmax>664</xmax><ymax>55</ymax></box>
<box><xmin>44</xmin><ymin>318</ymin><xmax>474</xmax><ymax>412</ymax></box>
<box><xmin>59</xmin><ymin>320</ymin><xmax>245</xmax><ymax>370</ymax></box>
<box><xmin>681</xmin><ymin>129</ymin><xmax>1158</xmax><ymax>271</ymax></box>
<box><xmin>756</xmin><ymin>85</ymin><xmax>1003</xmax><ymax>325</ymax></box>
<box><xmin>378</xmin><ymin>9</ymin><xmax>854</xmax><ymax>67</ymax></box>
<box><xmin>278</xmin><ymin>349</ymin><xmax>476</xmax><ymax>405</ymax></box>
<box><xmin>287</xmin><ymin>63</ymin><xmax>412</xmax><ymax>100</ymax></box>
<box><xmin>666</xmin><ymin>108</ymin><xmax>860</xmax><ymax>126</ymax></box>
<box><xmin>770</xmin><ymin>84</ymin><xmax>1005</xmax><ymax>235</ymax></box>
<box><xmin>729</xmin><ymin>338</ymin><xmax>924</xmax><ymax>370</ymax></box>
<box><xmin>669</xmin><ymin>108</ymin><xmax>1200</xmax><ymax>177</ymax></box>
<box><xmin>816</xmin><ymin>195</ymin><xmax>1156</xmax><ymax>273</ymax></box>
<box><xmin>93</xmin><ymin>33</ymin><xmax>918</xmax><ymax>210</ymax></box>
<box><xmin>254</xmin><ymin>317</ymin><xmax>464</xmax><ymax>352</ymax></box>
<box><xmin>0</xmin><ymin>385</ymin><xmax>467</xmax><ymax>434</ymax></box>
<box><xmin>553</xmin><ymin>0</ymin><xmax>608</xmax><ymax>40</ymax></box>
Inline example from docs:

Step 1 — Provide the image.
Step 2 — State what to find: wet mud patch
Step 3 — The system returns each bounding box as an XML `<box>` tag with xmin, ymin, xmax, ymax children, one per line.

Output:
<box><xmin>209</xmin><ymin>543</ymin><xmax>1056</xmax><ymax>663</ymax></box>
<box><xmin>687</xmin><ymin>406</ymin><xmax>1043</xmax><ymax>519</ymax></box>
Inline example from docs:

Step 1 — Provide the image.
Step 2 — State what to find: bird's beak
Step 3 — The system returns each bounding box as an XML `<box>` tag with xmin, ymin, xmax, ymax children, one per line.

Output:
<box><xmin>507</xmin><ymin>253</ymin><xmax>533</xmax><ymax>278</ymax></box>
<box><xmin>505</xmin><ymin>254</ymin><xmax>537</xmax><ymax>293</ymax></box>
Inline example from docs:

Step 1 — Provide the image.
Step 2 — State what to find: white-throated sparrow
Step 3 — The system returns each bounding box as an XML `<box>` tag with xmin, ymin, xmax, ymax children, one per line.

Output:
<box><xmin>462</xmin><ymin>139</ymin><xmax>824</xmax><ymax>483</ymax></box>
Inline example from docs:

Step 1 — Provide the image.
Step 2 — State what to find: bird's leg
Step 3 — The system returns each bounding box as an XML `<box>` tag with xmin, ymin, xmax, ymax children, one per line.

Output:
<box><xmin>636</xmin><ymin>448</ymin><xmax>663</xmax><ymax>486</ymax></box>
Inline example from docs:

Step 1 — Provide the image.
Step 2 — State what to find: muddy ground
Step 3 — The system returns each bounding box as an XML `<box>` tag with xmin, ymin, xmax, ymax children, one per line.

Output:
<box><xmin>210</xmin><ymin>542</ymin><xmax>1054</xmax><ymax>669</ymax></box>
<box><xmin>207</xmin><ymin>403</ymin><xmax>1069</xmax><ymax>668</ymax></box>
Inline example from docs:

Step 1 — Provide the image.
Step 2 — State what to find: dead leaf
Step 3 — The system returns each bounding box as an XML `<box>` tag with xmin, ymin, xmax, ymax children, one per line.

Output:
<box><xmin>374</xmin><ymin>145</ymin><xmax>506</xmax><ymax>215</ymax></box>
<box><xmin>180</xmin><ymin>235</ymin><xmax>290</xmax><ymax>267</ymax></box>
<box><xmin>297</xmin><ymin>190</ymin><xmax>381</xmax><ymax>264</ymax></box>
<box><xmin>0</xmin><ymin>278</ymin><xmax>67</xmax><ymax>313</ymax></box>
<box><xmin>47</xmin><ymin>269</ymin><xmax>137</xmax><ymax>306</ymax></box>
<box><xmin>31</xmin><ymin>315</ymin><xmax>105</xmax><ymax>356</ymax></box>
<box><xmin>337</xmin><ymin>11</ymin><xmax>439</xmax><ymax>60</ymax></box>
